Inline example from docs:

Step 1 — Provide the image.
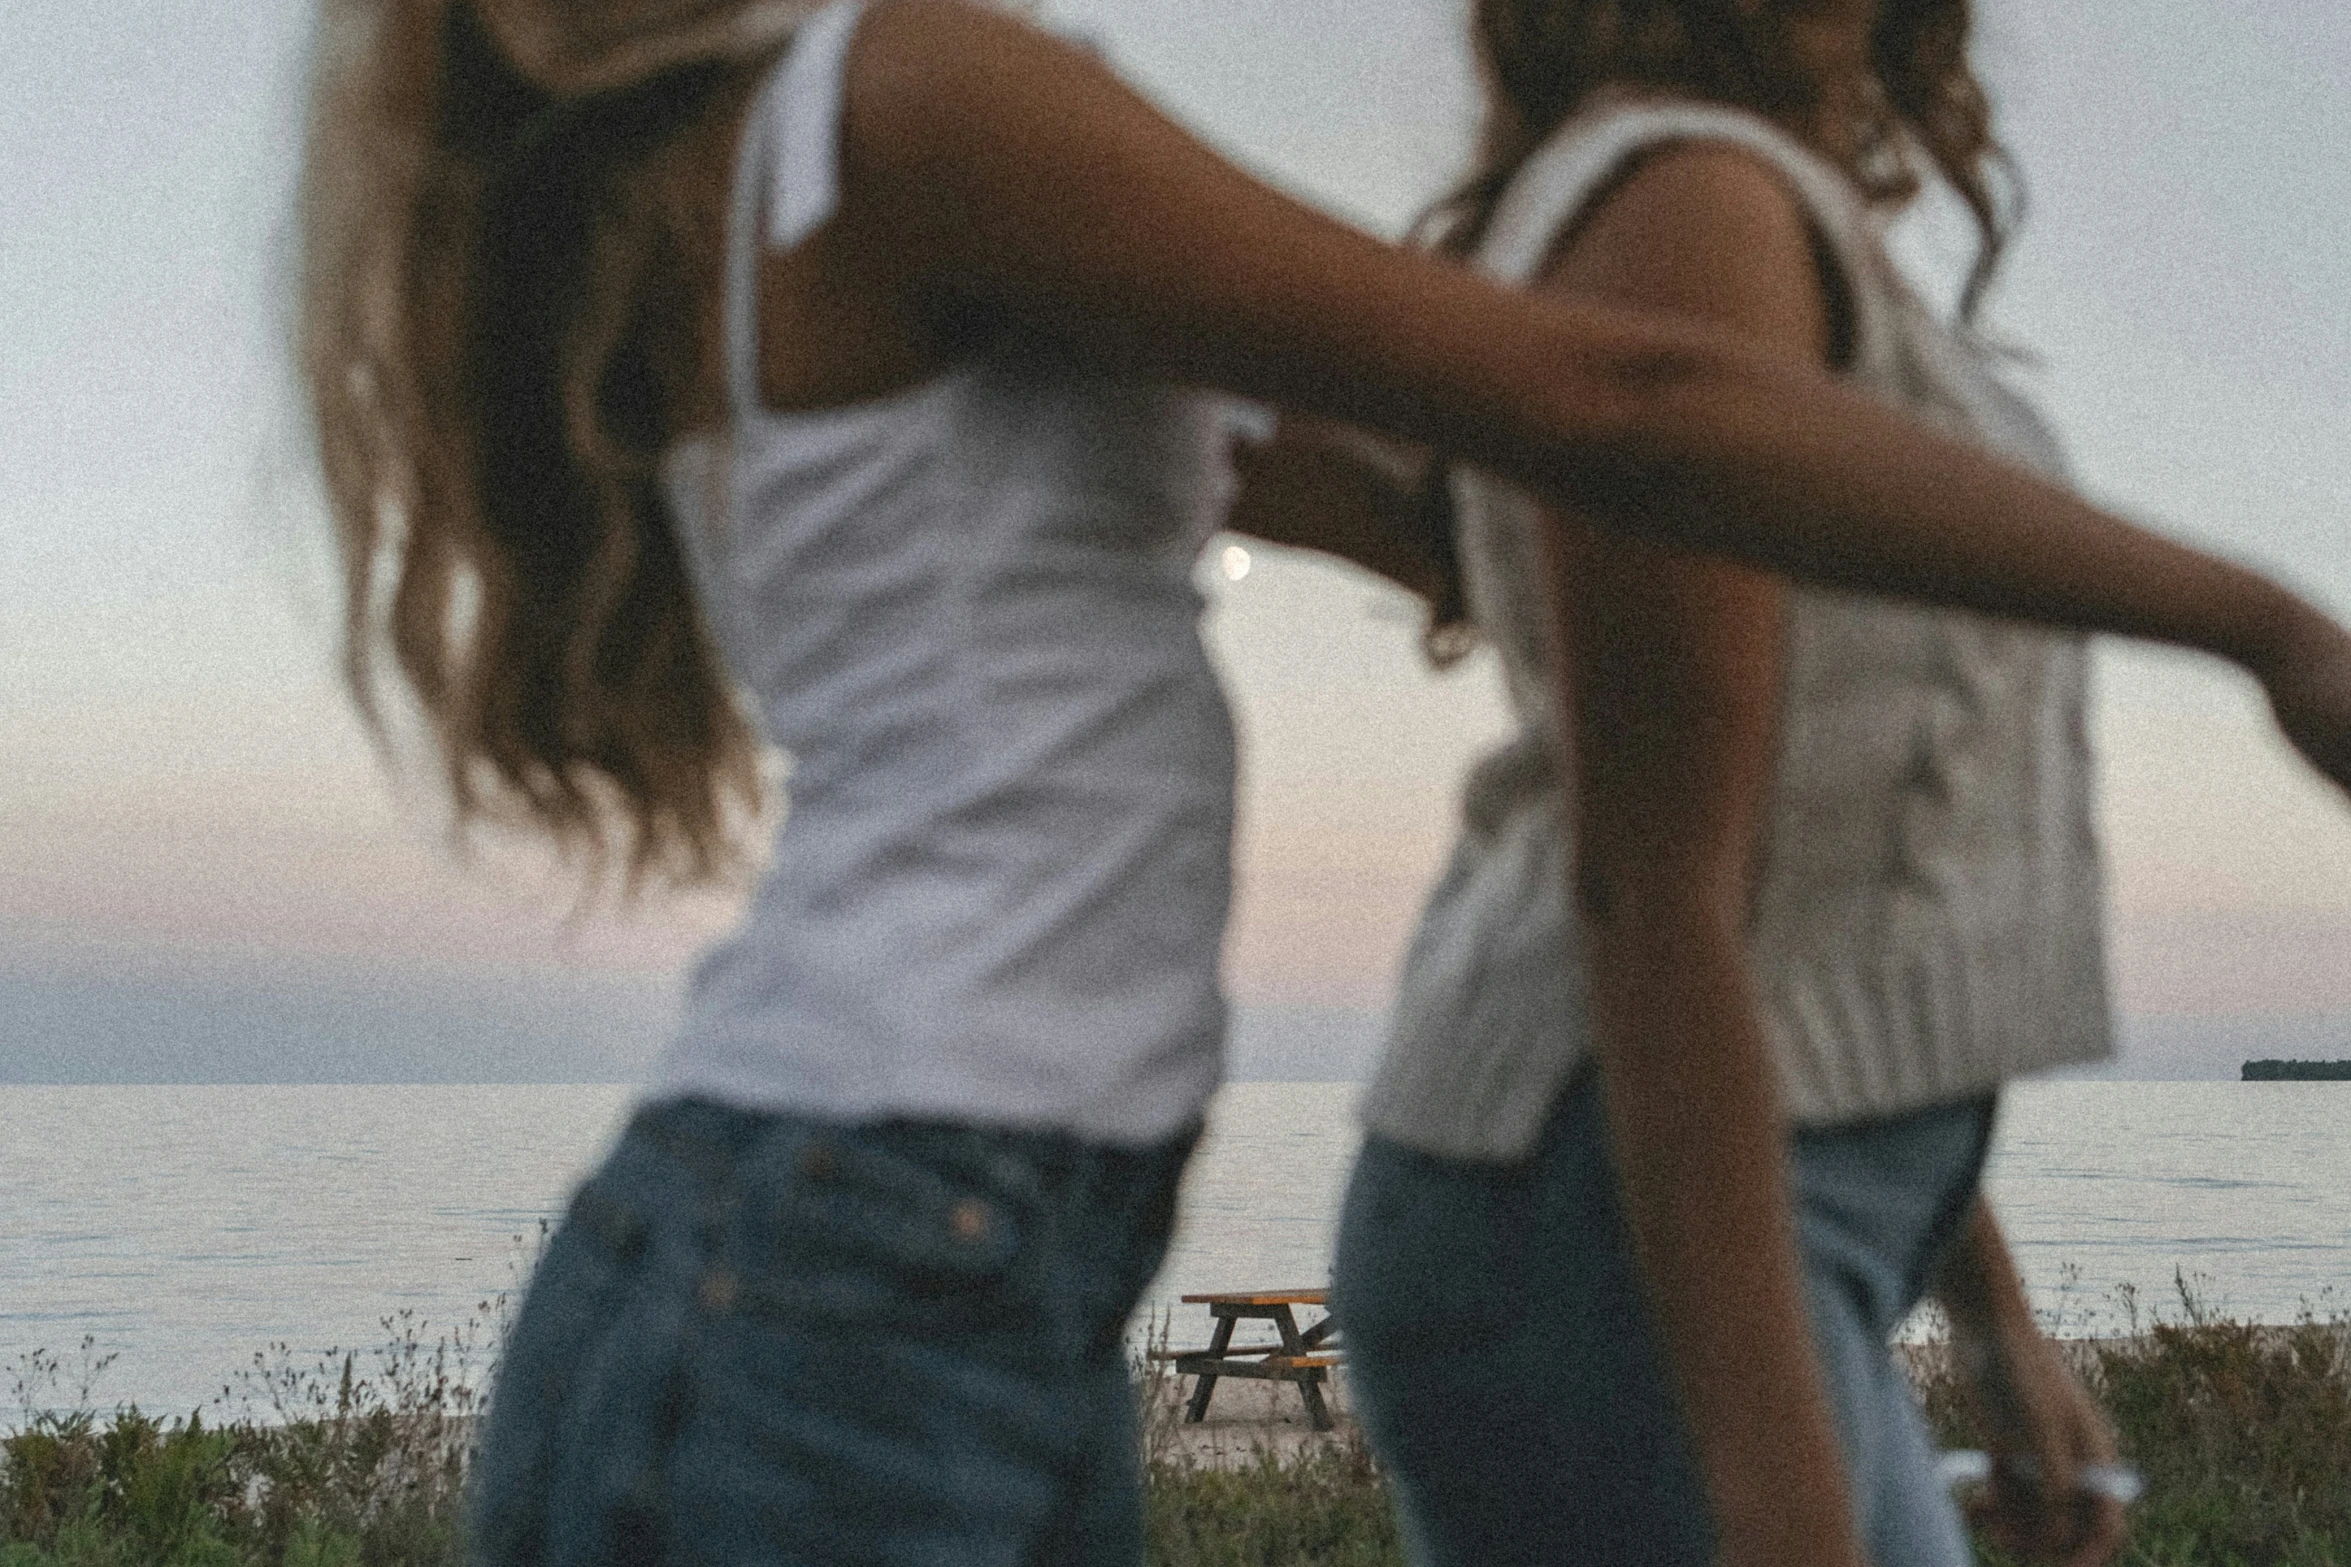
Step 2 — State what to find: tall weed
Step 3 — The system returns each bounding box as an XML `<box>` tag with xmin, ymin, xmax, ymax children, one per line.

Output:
<box><xmin>7</xmin><ymin>1271</ymin><xmax>2347</xmax><ymax>1565</ymax></box>
<box><xmin>1917</xmin><ymin>1273</ymin><xmax>2351</xmax><ymax>1567</ymax></box>
<box><xmin>2</xmin><ymin>1299</ymin><xmax>503</xmax><ymax>1567</ymax></box>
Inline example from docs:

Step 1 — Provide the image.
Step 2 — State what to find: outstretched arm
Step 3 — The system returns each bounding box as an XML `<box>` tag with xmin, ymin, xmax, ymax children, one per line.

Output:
<box><xmin>827</xmin><ymin>0</ymin><xmax>2351</xmax><ymax>792</ymax></box>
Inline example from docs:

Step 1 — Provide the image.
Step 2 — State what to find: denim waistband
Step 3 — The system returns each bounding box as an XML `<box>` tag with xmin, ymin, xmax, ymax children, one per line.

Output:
<box><xmin>621</xmin><ymin>1095</ymin><xmax>1199</xmax><ymax>1213</ymax></box>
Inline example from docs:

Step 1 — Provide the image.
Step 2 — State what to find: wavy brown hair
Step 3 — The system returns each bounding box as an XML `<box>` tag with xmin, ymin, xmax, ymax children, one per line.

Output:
<box><xmin>1429</xmin><ymin>0</ymin><xmax>2017</xmax><ymax>317</ymax></box>
<box><xmin>298</xmin><ymin>0</ymin><xmax>815</xmax><ymax>887</ymax></box>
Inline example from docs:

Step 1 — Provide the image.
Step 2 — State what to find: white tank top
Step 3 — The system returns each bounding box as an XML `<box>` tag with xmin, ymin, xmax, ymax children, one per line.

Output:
<box><xmin>1363</xmin><ymin>101</ymin><xmax>2112</xmax><ymax>1159</ymax></box>
<box><xmin>651</xmin><ymin>0</ymin><xmax>1243</xmax><ymax>1144</ymax></box>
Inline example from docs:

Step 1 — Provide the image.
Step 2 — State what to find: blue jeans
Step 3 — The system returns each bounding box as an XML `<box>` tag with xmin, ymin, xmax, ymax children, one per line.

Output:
<box><xmin>470</xmin><ymin>1099</ymin><xmax>1194</xmax><ymax>1567</ymax></box>
<box><xmin>1333</xmin><ymin>1067</ymin><xmax>1991</xmax><ymax>1567</ymax></box>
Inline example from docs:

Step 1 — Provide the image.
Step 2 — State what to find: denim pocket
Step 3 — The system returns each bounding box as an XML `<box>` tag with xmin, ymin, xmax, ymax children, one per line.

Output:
<box><xmin>734</xmin><ymin>1127</ymin><xmax>1028</xmax><ymax>1326</ymax></box>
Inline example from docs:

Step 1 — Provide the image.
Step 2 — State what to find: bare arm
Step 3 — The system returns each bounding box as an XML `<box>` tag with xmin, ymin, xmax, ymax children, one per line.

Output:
<box><xmin>1934</xmin><ymin>1199</ymin><xmax>2129</xmax><ymax>1566</ymax></box>
<box><xmin>814</xmin><ymin>0</ymin><xmax>2351</xmax><ymax>797</ymax></box>
<box><xmin>1569</xmin><ymin>539</ymin><xmax>1857</xmax><ymax>1567</ymax></box>
<box><xmin>1222</xmin><ymin>417</ymin><xmax>1447</xmax><ymax>600</ymax></box>
<box><xmin>1554</xmin><ymin>147</ymin><xmax>1861</xmax><ymax>1567</ymax></box>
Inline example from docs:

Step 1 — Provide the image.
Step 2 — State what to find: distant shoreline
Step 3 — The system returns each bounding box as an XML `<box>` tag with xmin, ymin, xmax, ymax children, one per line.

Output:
<box><xmin>2241</xmin><ymin>1059</ymin><xmax>2351</xmax><ymax>1081</ymax></box>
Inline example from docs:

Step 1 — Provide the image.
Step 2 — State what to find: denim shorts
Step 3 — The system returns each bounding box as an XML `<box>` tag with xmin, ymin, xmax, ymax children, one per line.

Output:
<box><xmin>1333</xmin><ymin>1066</ymin><xmax>1992</xmax><ymax>1567</ymax></box>
<box><xmin>469</xmin><ymin>1098</ymin><xmax>1195</xmax><ymax>1567</ymax></box>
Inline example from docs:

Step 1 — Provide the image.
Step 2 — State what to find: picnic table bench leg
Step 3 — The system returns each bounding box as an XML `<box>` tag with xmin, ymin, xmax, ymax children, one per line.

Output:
<box><xmin>1275</xmin><ymin>1307</ymin><xmax>1336</xmax><ymax>1434</ymax></box>
<box><xmin>1183</xmin><ymin>1315</ymin><xmax>1235</xmax><ymax>1424</ymax></box>
<box><xmin>1292</xmin><ymin>1369</ymin><xmax>1334</xmax><ymax>1433</ymax></box>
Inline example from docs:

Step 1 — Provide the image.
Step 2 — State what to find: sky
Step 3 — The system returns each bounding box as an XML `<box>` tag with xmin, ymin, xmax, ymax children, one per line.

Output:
<box><xmin>1</xmin><ymin>0</ymin><xmax>2347</xmax><ymax>1083</ymax></box>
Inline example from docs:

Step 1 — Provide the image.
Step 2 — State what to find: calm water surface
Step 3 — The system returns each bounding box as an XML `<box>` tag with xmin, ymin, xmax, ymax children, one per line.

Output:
<box><xmin>2</xmin><ymin>1082</ymin><xmax>2346</xmax><ymax>1413</ymax></box>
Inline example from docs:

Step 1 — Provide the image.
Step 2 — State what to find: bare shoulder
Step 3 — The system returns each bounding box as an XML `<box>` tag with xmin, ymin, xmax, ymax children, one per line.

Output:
<box><xmin>842</xmin><ymin>0</ymin><xmax>1124</xmax><ymax>183</ymax></box>
<box><xmin>828</xmin><ymin>0</ymin><xmax>1238</xmax><ymax>308</ymax></box>
<box><xmin>1543</xmin><ymin>140</ymin><xmax>1831</xmax><ymax>360</ymax></box>
<box><xmin>734</xmin><ymin>0</ymin><xmax>1111</xmax><ymax>411</ymax></box>
<box><xmin>817</xmin><ymin>0</ymin><xmax>1446</xmax><ymax>400</ymax></box>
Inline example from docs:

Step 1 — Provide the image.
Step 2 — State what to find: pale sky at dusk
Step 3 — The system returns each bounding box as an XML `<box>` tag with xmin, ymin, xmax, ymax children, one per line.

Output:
<box><xmin>3</xmin><ymin>0</ymin><xmax>2347</xmax><ymax>1082</ymax></box>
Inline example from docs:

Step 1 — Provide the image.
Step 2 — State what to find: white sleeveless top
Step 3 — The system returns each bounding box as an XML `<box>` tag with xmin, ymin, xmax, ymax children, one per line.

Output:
<box><xmin>1363</xmin><ymin>102</ymin><xmax>2112</xmax><ymax>1160</ymax></box>
<box><xmin>651</xmin><ymin>0</ymin><xmax>1243</xmax><ymax>1144</ymax></box>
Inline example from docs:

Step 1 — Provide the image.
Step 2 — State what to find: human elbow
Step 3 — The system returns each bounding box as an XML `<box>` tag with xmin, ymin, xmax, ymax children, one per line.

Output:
<box><xmin>1565</xmin><ymin>311</ymin><xmax>1745</xmax><ymax>430</ymax></box>
<box><xmin>1545</xmin><ymin>335</ymin><xmax>1771</xmax><ymax>543</ymax></box>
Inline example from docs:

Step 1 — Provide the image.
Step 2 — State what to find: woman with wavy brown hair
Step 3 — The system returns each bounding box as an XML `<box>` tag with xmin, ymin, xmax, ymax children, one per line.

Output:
<box><xmin>294</xmin><ymin>0</ymin><xmax>2351</xmax><ymax>1561</ymax></box>
<box><xmin>1258</xmin><ymin>1</ymin><xmax>2160</xmax><ymax>1564</ymax></box>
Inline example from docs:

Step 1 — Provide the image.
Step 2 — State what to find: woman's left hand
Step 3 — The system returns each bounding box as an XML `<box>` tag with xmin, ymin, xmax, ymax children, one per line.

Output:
<box><xmin>1946</xmin><ymin>1249</ymin><xmax>2134</xmax><ymax>1567</ymax></box>
<box><xmin>1960</xmin><ymin>1319</ymin><xmax>2126</xmax><ymax>1566</ymax></box>
<box><xmin>1938</xmin><ymin>1203</ymin><xmax>2130</xmax><ymax>1567</ymax></box>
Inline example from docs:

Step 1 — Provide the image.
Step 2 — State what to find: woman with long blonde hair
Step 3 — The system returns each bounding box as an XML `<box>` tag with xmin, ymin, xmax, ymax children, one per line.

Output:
<box><xmin>1234</xmin><ymin>0</ymin><xmax>2233</xmax><ymax>1563</ymax></box>
<box><xmin>296</xmin><ymin>0</ymin><xmax>2351</xmax><ymax>1560</ymax></box>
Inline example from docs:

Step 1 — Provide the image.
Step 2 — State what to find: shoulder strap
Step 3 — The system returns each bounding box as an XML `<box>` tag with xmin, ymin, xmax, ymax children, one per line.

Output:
<box><xmin>1475</xmin><ymin>101</ymin><xmax>1895</xmax><ymax>376</ymax></box>
<box><xmin>720</xmin><ymin>0</ymin><xmax>871</xmax><ymax>416</ymax></box>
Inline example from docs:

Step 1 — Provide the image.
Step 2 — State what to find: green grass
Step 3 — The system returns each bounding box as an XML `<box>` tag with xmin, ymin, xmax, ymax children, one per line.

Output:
<box><xmin>1128</xmin><ymin>1327</ymin><xmax>1403</xmax><ymax>1567</ymax></box>
<box><xmin>1914</xmin><ymin>1277</ymin><xmax>2351</xmax><ymax>1567</ymax></box>
<box><xmin>4</xmin><ymin>1279</ymin><xmax>2345</xmax><ymax>1566</ymax></box>
<box><xmin>3</xmin><ymin>1313</ymin><xmax>485</xmax><ymax>1567</ymax></box>
<box><xmin>1144</xmin><ymin>1443</ymin><xmax>1402</xmax><ymax>1567</ymax></box>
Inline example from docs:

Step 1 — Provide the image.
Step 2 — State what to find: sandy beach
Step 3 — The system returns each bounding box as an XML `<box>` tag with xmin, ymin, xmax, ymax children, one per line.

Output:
<box><xmin>1144</xmin><ymin>1365</ymin><xmax>1362</xmax><ymax>1468</ymax></box>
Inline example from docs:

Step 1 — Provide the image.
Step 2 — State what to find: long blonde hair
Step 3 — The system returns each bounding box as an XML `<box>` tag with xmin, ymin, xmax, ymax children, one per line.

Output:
<box><xmin>299</xmin><ymin>0</ymin><xmax>819</xmax><ymax>886</ymax></box>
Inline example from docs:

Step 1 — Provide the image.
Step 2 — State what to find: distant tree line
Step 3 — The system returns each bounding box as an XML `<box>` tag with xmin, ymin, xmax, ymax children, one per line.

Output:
<box><xmin>2241</xmin><ymin>1059</ymin><xmax>2351</xmax><ymax>1081</ymax></box>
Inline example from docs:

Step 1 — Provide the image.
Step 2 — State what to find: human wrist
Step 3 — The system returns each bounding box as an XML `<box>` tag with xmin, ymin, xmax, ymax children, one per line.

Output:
<box><xmin>2216</xmin><ymin>570</ymin><xmax>2332</xmax><ymax>684</ymax></box>
<box><xmin>1718</xmin><ymin>1503</ymin><xmax>1866</xmax><ymax>1567</ymax></box>
<box><xmin>1714</xmin><ymin>1474</ymin><xmax>1866</xmax><ymax>1567</ymax></box>
<box><xmin>1695</xmin><ymin>1386</ymin><xmax>1865</xmax><ymax>1567</ymax></box>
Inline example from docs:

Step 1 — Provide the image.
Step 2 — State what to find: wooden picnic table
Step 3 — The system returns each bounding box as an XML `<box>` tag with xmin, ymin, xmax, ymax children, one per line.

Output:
<box><xmin>1153</xmin><ymin>1289</ymin><xmax>1340</xmax><ymax>1431</ymax></box>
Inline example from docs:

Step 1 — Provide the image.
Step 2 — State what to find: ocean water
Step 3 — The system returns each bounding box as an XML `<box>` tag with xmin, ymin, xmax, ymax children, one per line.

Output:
<box><xmin>2</xmin><ymin>1081</ymin><xmax>2347</xmax><ymax>1415</ymax></box>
